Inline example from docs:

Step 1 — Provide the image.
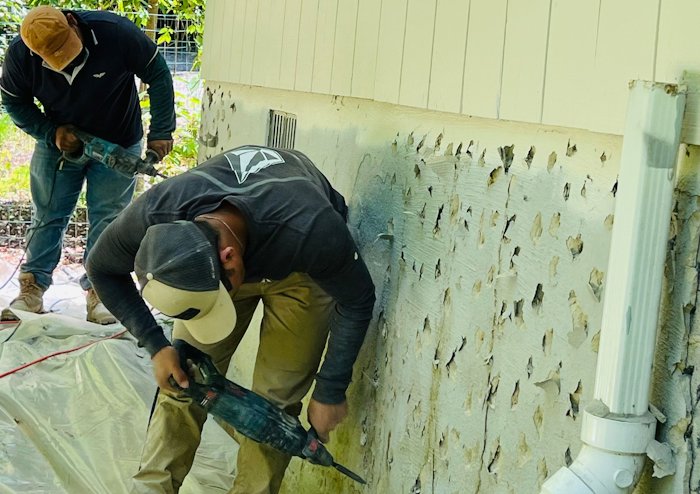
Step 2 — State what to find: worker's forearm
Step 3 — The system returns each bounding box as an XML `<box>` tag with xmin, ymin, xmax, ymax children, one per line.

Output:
<box><xmin>141</xmin><ymin>55</ymin><xmax>176</xmax><ymax>141</ymax></box>
<box><xmin>313</xmin><ymin>270</ymin><xmax>375</xmax><ymax>404</ymax></box>
<box><xmin>310</xmin><ymin>232</ymin><xmax>376</xmax><ymax>405</ymax></box>
<box><xmin>86</xmin><ymin>216</ymin><xmax>171</xmax><ymax>357</ymax></box>
<box><xmin>89</xmin><ymin>269</ymin><xmax>171</xmax><ymax>356</ymax></box>
<box><xmin>313</xmin><ymin>309</ymin><xmax>371</xmax><ymax>404</ymax></box>
<box><xmin>1</xmin><ymin>91</ymin><xmax>56</xmax><ymax>144</ymax></box>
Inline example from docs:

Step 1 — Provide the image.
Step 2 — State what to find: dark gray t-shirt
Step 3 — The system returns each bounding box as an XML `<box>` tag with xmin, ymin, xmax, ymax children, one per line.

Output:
<box><xmin>87</xmin><ymin>146</ymin><xmax>376</xmax><ymax>403</ymax></box>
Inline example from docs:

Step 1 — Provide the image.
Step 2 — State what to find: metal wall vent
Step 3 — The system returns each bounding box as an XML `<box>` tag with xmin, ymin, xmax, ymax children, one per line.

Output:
<box><xmin>267</xmin><ymin>110</ymin><xmax>297</xmax><ymax>149</ymax></box>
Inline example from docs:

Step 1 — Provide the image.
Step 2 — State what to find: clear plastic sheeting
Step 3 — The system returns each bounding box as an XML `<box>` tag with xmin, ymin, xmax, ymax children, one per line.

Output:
<box><xmin>0</xmin><ymin>260</ymin><xmax>237</xmax><ymax>493</ymax></box>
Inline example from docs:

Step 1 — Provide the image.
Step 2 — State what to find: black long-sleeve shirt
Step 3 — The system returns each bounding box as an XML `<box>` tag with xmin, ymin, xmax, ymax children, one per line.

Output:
<box><xmin>86</xmin><ymin>146</ymin><xmax>376</xmax><ymax>404</ymax></box>
<box><xmin>0</xmin><ymin>10</ymin><xmax>175</xmax><ymax>147</ymax></box>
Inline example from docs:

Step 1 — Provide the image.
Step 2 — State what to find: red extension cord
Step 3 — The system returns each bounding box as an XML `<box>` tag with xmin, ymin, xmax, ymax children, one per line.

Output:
<box><xmin>0</xmin><ymin>328</ymin><xmax>128</xmax><ymax>379</ymax></box>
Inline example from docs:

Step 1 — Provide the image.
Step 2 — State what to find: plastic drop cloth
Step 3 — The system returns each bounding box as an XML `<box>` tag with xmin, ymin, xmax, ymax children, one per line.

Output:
<box><xmin>0</xmin><ymin>260</ymin><xmax>238</xmax><ymax>493</ymax></box>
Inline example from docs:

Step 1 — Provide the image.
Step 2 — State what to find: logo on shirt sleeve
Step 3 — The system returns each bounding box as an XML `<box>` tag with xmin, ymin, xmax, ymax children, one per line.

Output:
<box><xmin>224</xmin><ymin>147</ymin><xmax>285</xmax><ymax>183</ymax></box>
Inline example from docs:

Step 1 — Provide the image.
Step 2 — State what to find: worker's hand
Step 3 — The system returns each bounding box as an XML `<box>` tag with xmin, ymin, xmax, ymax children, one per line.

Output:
<box><xmin>55</xmin><ymin>125</ymin><xmax>81</xmax><ymax>153</ymax></box>
<box><xmin>152</xmin><ymin>345</ymin><xmax>189</xmax><ymax>392</ymax></box>
<box><xmin>147</xmin><ymin>139</ymin><xmax>174</xmax><ymax>160</ymax></box>
<box><xmin>307</xmin><ymin>399</ymin><xmax>348</xmax><ymax>443</ymax></box>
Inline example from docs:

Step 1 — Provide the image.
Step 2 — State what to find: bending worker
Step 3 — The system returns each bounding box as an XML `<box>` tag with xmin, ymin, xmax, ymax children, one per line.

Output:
<box><xmin>86</xmin><ymin>145</ymin><xmax>376</xmax><ymax>493</ymax></box>
<box><xmin>0</xmin><ymin>5</ymin><xmax>175</xmax><ymax>323</ymax></box>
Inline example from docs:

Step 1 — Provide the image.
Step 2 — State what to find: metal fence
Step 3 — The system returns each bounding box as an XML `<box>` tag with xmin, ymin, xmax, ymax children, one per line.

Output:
<box><xmin>140</xmin><ymin>13</ymin><xmax>200</xmax><ymax>74</ymax></box>
<box><xmin>0</xmin><ymin>202</ymin><xmax>88</xmax><ymax>256</ymax></box>
<box><xmin>0</xmin><ymin>12</ymin><xmax>199</xmax><ymax>74</ymax></box>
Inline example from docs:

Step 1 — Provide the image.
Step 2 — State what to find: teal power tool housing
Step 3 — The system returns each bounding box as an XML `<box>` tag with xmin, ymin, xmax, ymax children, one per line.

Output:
<box><xmin>62</xmin><ymin>129</ymin><xmax>164</xmax><ymax>177</ymax></box>
<box><xmin>171</xmin><ymin>339</ymin><xmax>367</xmax><ymax>485</ymax></box>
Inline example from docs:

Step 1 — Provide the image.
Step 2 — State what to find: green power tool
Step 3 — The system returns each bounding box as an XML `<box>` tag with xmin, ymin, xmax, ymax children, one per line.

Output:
<box><xmin>62</xmin><ymin>128</ymin><xmax>165</xmax><ymax>177</ymax></box>
<box><xmin>169</xmin><ymin>339</ymin><xmax>367</xmax><ymax>485</ymax></box>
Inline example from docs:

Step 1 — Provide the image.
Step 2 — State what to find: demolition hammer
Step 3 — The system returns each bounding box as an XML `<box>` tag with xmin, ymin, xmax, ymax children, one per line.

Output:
<box><xmin>62</xmin><ymin>128</ymin><xmax>165</xmax><ymax>177</ymax></box>
<box><xmin>169</xmin><ymin>339</ymin><xmax>367</xmax><ymax>485</ymax></box>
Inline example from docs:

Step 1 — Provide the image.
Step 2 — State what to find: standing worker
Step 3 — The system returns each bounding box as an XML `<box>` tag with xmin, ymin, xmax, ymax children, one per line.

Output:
<box><xmin>86</xmin><ymin>145</ymin><xmax>376</xmax><ymax>493</ymax></box>
<box><xmin>0</xmin><ymin>5</ymin><xmax>175</xmax><ymax>324</ymax></box>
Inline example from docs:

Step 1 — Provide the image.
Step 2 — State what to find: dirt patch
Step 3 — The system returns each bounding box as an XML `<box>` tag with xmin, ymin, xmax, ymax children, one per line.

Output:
<box><xmin>0</xmin><ymin>247</ymin><xmax>83</xmax><ymax>272</ymax></box>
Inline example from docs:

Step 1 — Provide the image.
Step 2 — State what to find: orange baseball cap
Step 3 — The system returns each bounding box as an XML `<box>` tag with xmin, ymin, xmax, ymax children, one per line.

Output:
<box><xmin>20</xmin><ymin>6</ymin><xmax>83</xmax><ymax>71</ymax></box>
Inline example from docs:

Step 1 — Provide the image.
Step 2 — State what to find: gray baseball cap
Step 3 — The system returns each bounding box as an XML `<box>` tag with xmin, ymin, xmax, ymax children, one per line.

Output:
<box><xmin>135</xmin><ymin>221</ymin><xmax>236</xmax><ymax>344</ymax></box>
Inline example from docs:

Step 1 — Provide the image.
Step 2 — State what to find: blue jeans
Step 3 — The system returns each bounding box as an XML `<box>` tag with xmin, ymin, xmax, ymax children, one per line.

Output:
<box><xmin>22</xmin><ymin>140</ymin><xmax>138</xmax><ymax>290</ymax></box>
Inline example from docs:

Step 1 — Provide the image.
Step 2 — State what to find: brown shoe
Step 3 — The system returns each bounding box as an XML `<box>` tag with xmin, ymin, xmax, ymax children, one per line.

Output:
<box><xmin>86</xmin><ymin>288</ymin><xmax>117</xmax><ymax>325</ymax></box>
<box><xmin>1</xmin><ymin>272</ymin><xmax>46</xmax><ymax>321</ymax></box>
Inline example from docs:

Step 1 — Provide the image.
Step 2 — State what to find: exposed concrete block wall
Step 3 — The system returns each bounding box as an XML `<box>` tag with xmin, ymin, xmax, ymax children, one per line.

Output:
<box><xmin>199</xmin><ymin>83</ymin><xmax>700</xmax><ymax>494</ymax></box>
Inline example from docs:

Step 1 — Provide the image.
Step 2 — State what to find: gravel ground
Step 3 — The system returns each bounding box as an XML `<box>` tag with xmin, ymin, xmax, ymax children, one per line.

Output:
<box><xmin>0</xmin><ymin>247</ymin><xmax>83</xmax><ymax>275</ymax></box>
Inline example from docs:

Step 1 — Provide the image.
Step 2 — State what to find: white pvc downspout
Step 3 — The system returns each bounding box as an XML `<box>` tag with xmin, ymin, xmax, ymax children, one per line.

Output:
<box><xmin>541</xmin><ymin>81</ymin><xmax>686</xmax><ymax>494</ymax></box>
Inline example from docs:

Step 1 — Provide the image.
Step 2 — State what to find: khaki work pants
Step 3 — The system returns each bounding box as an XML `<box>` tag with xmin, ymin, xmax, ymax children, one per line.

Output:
<box><xmin>132</xmin><ymin>273</ymin><xmax>333</xmax><ymax>494</ymax></box>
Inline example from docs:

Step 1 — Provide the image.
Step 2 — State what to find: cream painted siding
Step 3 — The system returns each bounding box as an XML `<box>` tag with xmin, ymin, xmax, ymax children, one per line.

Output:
<box><xmin>295</xmin><ymin>0</ymin><xmax>318</xmax><ymax>92</ymax></box>
<box><xmin>398</xmin><ymin>0</ymin><xmax>436</xmax><ymax>109</ymax></box>
<box><xmin>278</xmin><ymin>0</ymin><xmax>302</xmax><ymax>90</ymax></box>
<box><xmin>461</xmin><ymin>0</ymin><xmax>508</xmax><ymax>120</ymax></box>
<box><xmin>251</xmin><ymin>0</ymin><xmax>285</xmax><ymax>88</ymax></box>
<box><xmin>310</xmin><ymin>0</ymin><xmax>338</xmax><ymax>93</ymax></box>
<box><xmin>202</xmin><ymin>0</ymin><xmax>700</xmax><ymax>143</ymax></box>
<box><xmin>374</xmin><ymin>0</ymin><xmax>408</xmax><ymax>105</ymax></box>
<box><xmin>351</xmin><ymin>0</ymin><xmax>381</xmax><ymax>99</ymax></box>
<box><xmin>331</xmin><ymin>0</ymin><xmax>358</xmax><ymax>95</ymax></box>
<box><xmin>427</xmin><ymin>0</ymin><xmax>469</xmax><ymax>113</ymax></box>
<box><xmin>499</xmin><ymin>0</ymin><xmax>549</xmax><ymax>123</ymax></box>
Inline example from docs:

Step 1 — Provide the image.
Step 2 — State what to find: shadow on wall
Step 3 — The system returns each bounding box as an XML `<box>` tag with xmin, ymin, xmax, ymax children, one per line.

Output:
<box><xmin>285</xmin><ymin>139</ymin><xmax>422</xmax><ymax>493</ymax></box>
<box><xmin>334</xmin><ymin>147</ymin><xmax>404</xmax><ymax>494</ymax></box>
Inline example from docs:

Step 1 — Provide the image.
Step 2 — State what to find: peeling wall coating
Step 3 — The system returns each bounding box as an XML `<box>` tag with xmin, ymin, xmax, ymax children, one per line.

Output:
<box><xmin>199</xmin><ymin>84</ymin><xmax>700</xmax><ymax>494</ymax></box>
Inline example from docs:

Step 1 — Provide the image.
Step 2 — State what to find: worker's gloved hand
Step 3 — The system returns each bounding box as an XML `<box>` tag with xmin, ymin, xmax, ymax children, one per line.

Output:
<box><xmin>152</xmin><ymin>345</ymin><xmax>189</xmax><ymax>392</ymax></box>
<box><xmin>307</xmin><ymin>398</ymin><xmax>348</xmax><ymax>443</ymax></box>
<box><xmin>55</xmin><ymin>125</ymin><xmax>81</xmax><ymax>153</ymax></box>
<box><xmin>147</xmin><ymin>139</ymin><xmax>174</xmax><ymax>160</ymax></box>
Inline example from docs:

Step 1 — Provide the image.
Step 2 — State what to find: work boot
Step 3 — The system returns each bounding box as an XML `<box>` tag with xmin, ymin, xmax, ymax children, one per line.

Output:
<box><xmin>1</xmin><ymin>272</ymin><xmax>46</xmax><ymax>321</ymax></box>
<box><xmin>86</xmin><ymin>288</ymin><xmax>117</xmax><ymax>325</ymax></box>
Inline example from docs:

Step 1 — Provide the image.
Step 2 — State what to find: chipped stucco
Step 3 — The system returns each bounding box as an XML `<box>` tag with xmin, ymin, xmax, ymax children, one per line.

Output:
<box><xmin>199</xmin><ymin>83</ymin><xmax>700</xmax><ymax>494</ymax></box>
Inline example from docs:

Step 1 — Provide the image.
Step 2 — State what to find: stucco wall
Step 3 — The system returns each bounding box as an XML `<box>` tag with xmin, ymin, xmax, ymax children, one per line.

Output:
<box><xmin>199</xmin><ymin>83</ymin><xmax>700</xmax><ymax>494</ymax></box>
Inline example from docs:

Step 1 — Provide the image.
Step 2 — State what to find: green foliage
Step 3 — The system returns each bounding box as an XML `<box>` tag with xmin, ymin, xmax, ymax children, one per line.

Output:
<box><xmin>0</xmin><ymin>160</ymin><xmax>30</xmax><ymax>200</ymax></box>
<box><xmin>166</xmin><ymin>81</ymin><xmax>201</xmax><ymax>171</ymax></box>
<box><xmin>0</xmin><ymin>113</ymin><xmax>15</xmax><ymax>142</ymax></box>
<box><xmin>157</xmin><ymin>25</ymin><xmax>173</xmax><ymax>44</ymax></box>
<box><xmin>140</xmin><ymin>73</ymin><xmax>201</xmax><ymax>177</ymax></box>
<box><xmin>0</xmin><ymin>0</ymin><xmax>25</xmax><ymax>24</ymax></box>
<box><xmin>0</xmin><ymin>1</ymin><xmax>25</xmax><ymax>56</ymax></box>
<box><xmin>0</xmin><ymin>115</ymin><xmax>31</xmax><ymax>200</ymax></box>
<box><xmin>24</xmin><ymin>1</ymin><xmax>151</xmax><ymax>23</ymax></box>
<box><xmin>10</xmin><ymin>1</ymin><xmax>205</xmax><ymax>34</ymax></box>
<box><xmin>0</xmin><ymin>157</ymin><xmax>30</xmax><ymax>200</ymax></box>
<box><xmin>157</xmin><ymin>0</ymin><xmax>205</xmax><ymax>68</ymax></box>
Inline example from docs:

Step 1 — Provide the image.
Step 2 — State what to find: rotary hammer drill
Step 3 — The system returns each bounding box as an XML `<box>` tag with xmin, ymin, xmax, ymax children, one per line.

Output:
<box><xmin>62</xmin><ymin>128</ymin><xmax>165</xmax><ymax>177</ymax></box>
<box><xmin>170</xmin><ymin>339</ymin><xmax>367</xmax><ymax>485</ymax></box>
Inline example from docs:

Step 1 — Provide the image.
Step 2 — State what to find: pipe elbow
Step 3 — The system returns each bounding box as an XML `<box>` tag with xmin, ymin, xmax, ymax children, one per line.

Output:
<box><xmin>540</xmin><ymin>411</ymin><xmax>656</xmax><ymax>494</ymax></box>
<box><xmin>541</xmin><ymin>445</ymin><xmax>646</xmax><ymax>494</ymax></box>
